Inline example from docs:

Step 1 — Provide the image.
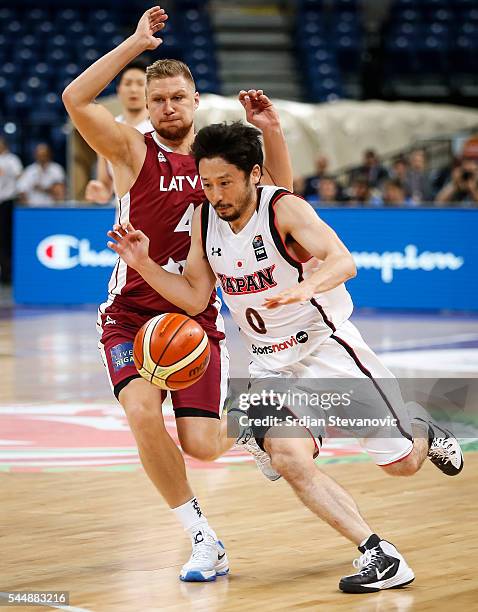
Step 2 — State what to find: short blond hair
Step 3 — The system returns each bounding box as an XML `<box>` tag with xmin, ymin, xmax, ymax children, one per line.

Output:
<box><xmin>146</xmin><ymin>59</ymin><xmax>196</xmax><ymax>89</ymax></box>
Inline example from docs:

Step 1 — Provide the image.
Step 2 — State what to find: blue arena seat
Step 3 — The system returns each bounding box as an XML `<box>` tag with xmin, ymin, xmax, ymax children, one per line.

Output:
<box><xmin>96</xmin><ymin>22</ymin><xmax>118</xmax><ymax>36</ymax></box>
<box><xmin>24</xmin><ymin>76</ymin><xmax>48</xmax><ymax>98</ymax></box>
<box><xmin>20</xmin><ymin>34</ymin><xmax>37</xmax><ymax>49</ymax></box>
<box><xmin>55</xmin><ymin>9</ymin><xmax>82</xmax><ymax>24</ymax></box>
<box><xmin>6</xmin><ymin>21</ymin><xmax>22</xmax><ymax>35</ymax></box>
<box><xmin>0</xmin><ymin>76</ymin><xmax>13</xmax><ymax>101</ymax></box>
<box><xmin>37</xmin><ymin>20</ymin><xmax>55</xmax><ymax>35</ymax></box>
<box><xmin>0</xmin><ymin>62</ymin><xmax>17</xmax><ymax>80</ymax></box>
<box><xmin>88</xmin><ymin>9</ymin><xmax>110</xmax><ymax>24</ymax></box>
<box><xmin>65</xmin><ymin>21</ymin><xmax>86</xmax><ymax>37</ymax></box>
<box><xmin>17</xmin><ymin>48</ymin><xmax>35</xmax><ymax>68</ymax></box>
<box><xmin>5</xmin><ymin>91</ymin><xmax>33</xmax><ymax>118</ymax></box>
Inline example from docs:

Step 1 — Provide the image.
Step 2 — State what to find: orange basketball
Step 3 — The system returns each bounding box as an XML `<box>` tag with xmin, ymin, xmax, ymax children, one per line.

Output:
<box><xmin>133</xmin><ymin>313</ymin><xmax>210</xmax><ymax>391</ymax></box>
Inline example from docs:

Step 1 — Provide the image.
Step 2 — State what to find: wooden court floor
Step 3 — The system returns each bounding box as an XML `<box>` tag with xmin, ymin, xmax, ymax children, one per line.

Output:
<box><xmin>2</xmin><ymin>456</ymin><xmax>477</xmax><ymax>612</ymax></box>
<box><xmin>1</xmin><ymin>307</ymin><xmax>477</xmax><ymax>611</ymax></box>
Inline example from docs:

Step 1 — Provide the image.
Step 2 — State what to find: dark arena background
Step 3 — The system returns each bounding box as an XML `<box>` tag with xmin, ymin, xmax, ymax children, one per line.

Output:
<box><xmin>1</xmin><ymin>1</ymin><xmax>477</xmax><ymax>610</ymax></box>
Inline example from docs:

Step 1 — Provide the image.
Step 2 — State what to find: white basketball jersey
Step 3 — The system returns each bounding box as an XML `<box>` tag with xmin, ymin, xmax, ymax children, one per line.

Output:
<box><xmin>115</xmin><ymin>114</ymin><xmax>153</xmax><ymax>134</ymax></box>
<box><xmin>201</xmin><ymin>186</ymin><xmax>354</xmax><ymax>369</ymax></box>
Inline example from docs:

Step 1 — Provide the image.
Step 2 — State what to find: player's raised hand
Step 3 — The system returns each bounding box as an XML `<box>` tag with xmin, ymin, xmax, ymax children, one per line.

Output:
<box><xmin>238</xmin><ymin>89</ymin><xmax>281</xmax><ymax>130</ymax></box>
<box><xmin>107</xmin><ymin>222</ymin><xmax>151</xmax><ymax>271</ymax></box>
<box><xmin>134</xmin><ymin>6</ymin><xmax>168</xmax><ymax>50</ymax></box>
<box><xmin>263</xmin><ymin>282</ymin><xmax>315</xmax><ymax>309</ymax></box>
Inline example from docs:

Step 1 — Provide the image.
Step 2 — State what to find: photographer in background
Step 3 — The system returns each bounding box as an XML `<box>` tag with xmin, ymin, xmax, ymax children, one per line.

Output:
<box><xmin>436</xmin><ymin>158</ymin><xmax>478</xmax><ymax>206</ymax></box>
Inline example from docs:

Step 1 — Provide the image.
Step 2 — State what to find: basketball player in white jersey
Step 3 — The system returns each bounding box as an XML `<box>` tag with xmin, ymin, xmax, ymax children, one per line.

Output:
<box><xmin>107</xmin><ymin>121</ymin><xmax>464</xmax><ymax>594</ymax></box>
<box><xmin>85</xmin><ymin>60</ymin><xmax>153</xmax><ymax>204</ymax></box>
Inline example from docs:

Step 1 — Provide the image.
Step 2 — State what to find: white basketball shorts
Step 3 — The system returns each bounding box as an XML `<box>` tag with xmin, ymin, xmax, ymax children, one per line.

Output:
<box><xmin>248</xmin><ymin>320</ymin><xmax>414</xmax><ymax>466</ymax></box>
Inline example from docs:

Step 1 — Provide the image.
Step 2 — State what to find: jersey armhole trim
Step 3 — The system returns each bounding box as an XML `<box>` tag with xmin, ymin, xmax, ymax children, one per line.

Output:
<box><xmin>200</xmin><ymin>202</ymin><xmax>209</xmax><ymax>258</ymax></box>
<box><xmin>269</xmin><ymin>189</ymin><xmax>310</xmax><ymax>267</ymax></box>
<box><xmin>268</xmin><ymin>188</ymin><xmax>336</xmax><ymax>333</ymax></box>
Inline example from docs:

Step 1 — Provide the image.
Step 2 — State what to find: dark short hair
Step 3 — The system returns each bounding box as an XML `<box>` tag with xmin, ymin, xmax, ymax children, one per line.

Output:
<box><xmin>191</xmin><ymin>121</ymin><xmax>263</xmax><ymax>175</ymax></box>
<box><xmin>117</xmin><ymin>60</ymin><xmax>148</xmax><ymax>85</ymax></box>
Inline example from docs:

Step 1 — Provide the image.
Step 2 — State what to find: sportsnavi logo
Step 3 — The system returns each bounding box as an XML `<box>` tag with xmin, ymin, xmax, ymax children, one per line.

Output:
<box><xmin>252</xmin><ymin>331</ymin><xmax>309</xmax><ymax>355</ymax></box>
<box><xmin>37</xmin><ymin>234</ymin><xmax>117</xmax><ymax>270</ymax></box>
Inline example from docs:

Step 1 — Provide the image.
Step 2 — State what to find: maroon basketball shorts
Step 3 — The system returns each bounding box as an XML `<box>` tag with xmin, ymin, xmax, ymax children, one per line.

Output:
<box><xmin>97</xmin><ymin>306</ymin><xmax>229</xmax><ymax>419</ymax></box>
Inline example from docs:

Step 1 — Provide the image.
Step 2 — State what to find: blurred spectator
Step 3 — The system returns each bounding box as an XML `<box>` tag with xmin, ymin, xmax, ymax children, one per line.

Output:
<box><xmin>462</xmin><ymin>133</ymin><xmax>478</xmax><ymax>161</ymax></box>
<box><xmin>352</xmin><ymin>149</ymin><xmax>389</xmax><ymax>188</ymax></box>
<box><xmin>0</xmin><ymin>137</ymin><xmax>23</xmax><ymax>285</ymax></box>
<box><xmin>390</xmin><ymin>156</ymin><xmax>409</xmax><ymax>184</ymax></box>
<box><xmin>435</xmin><ymin>159</ymin><xmax>478</xmax><ymax>206</ymax></box>
<box><xmin>405</xmin><ymin>149</ymin><xmax>433</xmax><ymax>203</ymax></box>
<box><xmin>308</xmin><ymin>176</ymin><xmax>342</xmax><ymax>206</ymax></box>
<box><xmin>293</xmin><ymin>175</ymin><xmax>306</xmax><ymax>196</ymax></box>
<box><xmin>304</xmin><ymin>155</ymin><xmax>329</xmax><ymax>198</ymax></box>
<box><xmin>18</xmin><ymin>144</ymin><xmax>66</xmax><ymax>206</ymax></box>
<box><xmin>382</xmin><ymin>179</ymin><xmax>415</xmax><ymax>207</ymax></box>
<box><xmin>430</xmin><ymin>158</ymin><xmax>456</xmax><ymax>197</ymax></box>
<box><xmin>347</xmin><ymin>176</ymin><xmax>383</xmax><ymax>206</ymax></box>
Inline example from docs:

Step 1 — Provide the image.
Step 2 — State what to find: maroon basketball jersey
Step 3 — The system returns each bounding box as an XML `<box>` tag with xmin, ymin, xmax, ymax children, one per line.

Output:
<box><xmin>103</xmin><ymin>132</ymin><xmax>223</xmax><ymax>339</ymax></box>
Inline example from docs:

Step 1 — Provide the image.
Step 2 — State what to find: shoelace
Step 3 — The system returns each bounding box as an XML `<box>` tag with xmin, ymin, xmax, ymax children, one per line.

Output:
<box><xmin>352</xmin><ymin>548</ymin><xmax>380</xmax><ymax>574</ymax></box>
<box><xmin>246</xmin><ymin>439</ymin><xmax>271</xmax><ymax>465</ymax></box>
<box><xmin>429</xmin><ymin>438</ymin><xmax>455</xmax><ymax>464</ymax></box>
<box><xmin>429</xmin><ymin>446</ymin><xmax>454</xmax><ymax>463</ymax></box>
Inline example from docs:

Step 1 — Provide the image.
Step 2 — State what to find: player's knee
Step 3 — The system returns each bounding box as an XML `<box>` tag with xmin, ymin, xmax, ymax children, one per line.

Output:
<box><xmin>269</xmin><ymin>442</ymin><xmax>311</xmax><ymax>481</ymax></box>
<box><xmin>123</xmin><ymin>401</ymin><xmax>163</xmax><ymax>434</ymax></box>
<box><xmin>380</xmin><ymin>455</ymin><xmax>419</xmax><ymax>477</ymax></box>
<box><xmin>180</xmin><ymin>437</ymin><xmax>219</xmax><ymax>462</ymax></box>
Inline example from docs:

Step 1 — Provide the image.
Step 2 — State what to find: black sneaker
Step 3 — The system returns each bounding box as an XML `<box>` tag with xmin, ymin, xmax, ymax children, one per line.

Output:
<box><xmin>415</xmin><ymin>418</ymin><xmax>464</xmax><ymax>476</ymax></box>
<box><xmin>339</xmin><ymin>534</ymin><xmax>415</xmax><ymax>594</ymax></box>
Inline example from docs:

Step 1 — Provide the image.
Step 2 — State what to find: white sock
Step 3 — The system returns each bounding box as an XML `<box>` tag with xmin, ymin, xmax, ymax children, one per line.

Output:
<box><xmin>172</xmin><ymin>497</ymin><xmax>209</xmax><ymax>532</ymax></box>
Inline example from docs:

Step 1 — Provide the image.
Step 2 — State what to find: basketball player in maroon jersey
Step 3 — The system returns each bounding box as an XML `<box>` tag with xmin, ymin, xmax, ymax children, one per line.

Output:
<box><xmin>62</xmin><ymin>6</ymin><xmax>293</xmax><ymax>582</ymax></box>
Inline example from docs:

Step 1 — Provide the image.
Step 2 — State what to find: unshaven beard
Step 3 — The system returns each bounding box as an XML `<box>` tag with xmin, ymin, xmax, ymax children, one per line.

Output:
<box><xmin>215</xmin><ymin>183</ymin><xmax>256</xmax><ymax>223</ymax></box>
<box><xmin>156</xmin><ymin>119</ymin><xmax>193</xmax><ymax>143</ymax></box>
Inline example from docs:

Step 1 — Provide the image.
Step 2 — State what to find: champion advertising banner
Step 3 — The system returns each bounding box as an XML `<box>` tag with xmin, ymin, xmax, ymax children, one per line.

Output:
<box><xmin>13</xmin><ymin>207</ymin><xmax>478</xmax><ymax>310</ymax></box>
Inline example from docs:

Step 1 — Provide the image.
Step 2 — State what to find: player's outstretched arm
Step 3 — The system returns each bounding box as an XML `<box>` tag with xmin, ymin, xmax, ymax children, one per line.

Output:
<box><xmin>263</xmin><ymin>195</ymin><xmax>356</xmax><ymax>308</ymax></box>
<box><xmin>62</xmin><ymin>7</ymin><xmax>167</xmax><ymax>165</ymax></box>
<box><xmin>107</xmin><ymin>208</ymin><xmax>216</xmax><ymax>316</ymax></box>
<box><xmin>239</xmin><ymin>89</ymin><xmax>293</xmax><ymax>191</ymax></box>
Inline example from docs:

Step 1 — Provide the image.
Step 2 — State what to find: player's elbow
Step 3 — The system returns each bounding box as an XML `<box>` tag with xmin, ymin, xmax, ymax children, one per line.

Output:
<box><xmin>61</xmin><ymin>86</ymin><xmax>75</xmax><ymax>112</ymax></box>
<box><xmin>185</xmin><ymin>305</ymin><xmax>206</xmax><ymax>317</ymax></box>
<box><xmin>62</xmin><ymin>82</ymin><xmax>83</xmax><ymax>112</ymax></box>
<box><xmin>185</xmin><ymin>298</ymin><xmax>209</xmax><ymax>317</ymax></box>
<box><xmin>345</xmin><ymin>255</ymin><xmax>357</xmax><ymax>279</ymax></box>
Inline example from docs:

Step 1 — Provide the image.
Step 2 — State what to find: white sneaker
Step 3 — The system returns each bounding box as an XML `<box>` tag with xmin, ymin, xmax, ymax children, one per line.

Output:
<box><xmin>415</xmin><ymin>417</ymin><xmax>464</xmax><ymax>476</ymax></box>
<box><xmin>228</xmin><ymin>406</ymin><xmax>281</xmax><ymax>481</ymax></box>
<box><xmin>179</xmin><ymin>526</ymin><xmax>229</xmax><ymax>582</ymax></box>
<box><xmin>237</xmin><ymin>432</ymin><xmax>281</xmax><ymax>482</ymax></box>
